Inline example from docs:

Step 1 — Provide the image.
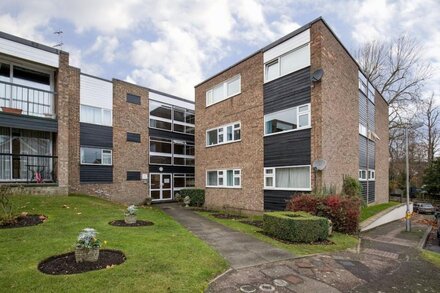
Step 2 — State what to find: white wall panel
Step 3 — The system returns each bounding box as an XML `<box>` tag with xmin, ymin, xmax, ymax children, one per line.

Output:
<box><xmin>0</xmin><ymin>38</ymin><xmax>59</xmax><ymax>68</ymax></box>
<box><xmin>149</xmin><ymin>91</ymin><xmax>194</xmax><ymax>110</ymax></box>
<box><xmin>80</xmin><ymin>75</ymin><xmax>113</xmax><ymax>110</ymax></box>
<box><xmin>264</xmin><ymin>29</ymin><xmax>310</xmax><ymax>63</ymax></box>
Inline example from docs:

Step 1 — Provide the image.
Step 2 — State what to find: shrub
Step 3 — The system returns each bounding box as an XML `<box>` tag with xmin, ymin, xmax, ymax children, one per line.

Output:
<box><xmin>287</xmin><ymin>194</ymin><xmax>361</xmax><ymax>234</ymax></box>
<box><xmin>0</xmin><ymin>186</ymin><xmax>14</xmax><ymax>224</ymax></box>
<box><xmin>75</xmin><ymin>228</ymin><xmax>101</xmax><ymax>249</ymax></box>
<box><xmin>179</xmin><ymin>189</ymin><xmax>205</xmax><ymax>207</ymax></box>
<box><xmin>342</xmin><ymin>175</ymin><xmax>362</xmax><ymax>197</ymax></box>
<box><xmin>263</xmin><ymin>211</ymin><xmax>328</xmax><ymax>243</ymax></box>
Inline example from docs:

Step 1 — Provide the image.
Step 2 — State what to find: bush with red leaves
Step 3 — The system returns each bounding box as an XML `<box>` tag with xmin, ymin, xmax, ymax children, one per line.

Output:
<box><xmin>287</xmin><ymin>194</ymin><xmax>361</xmax><ymax>234</ymax></box>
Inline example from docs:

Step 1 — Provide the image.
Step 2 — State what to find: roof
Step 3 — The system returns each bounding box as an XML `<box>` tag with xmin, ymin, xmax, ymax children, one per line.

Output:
<box><xmin>194</xmin><ymin>17</ymin><xmax>388</xmax><ymax>105</ymax></box>
<box><xmin>0</xmin><ymin>31</ymin><xmax>63</xmax><ymax>55</ymax></box>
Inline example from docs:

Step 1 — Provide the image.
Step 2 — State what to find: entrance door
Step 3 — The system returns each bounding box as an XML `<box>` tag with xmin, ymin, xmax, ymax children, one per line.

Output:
<box><xmin>150</xmin><ymin>173</ymin><xmax>173</xmax><ymax>201</ymax></box>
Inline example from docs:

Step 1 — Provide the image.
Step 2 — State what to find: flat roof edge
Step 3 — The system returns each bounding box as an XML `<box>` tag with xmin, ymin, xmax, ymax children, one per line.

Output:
<box><xmin>0</xmin><ymin>31</ymin><xmax>63</xmax><ymax>55</ymax></box>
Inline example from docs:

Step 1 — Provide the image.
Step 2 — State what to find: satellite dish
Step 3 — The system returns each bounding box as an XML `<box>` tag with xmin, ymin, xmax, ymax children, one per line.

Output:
<box><xmin>311</xmin><ymin>69</ymin><xmax>324</xmax><ymax>82</ymax></box>
<box><xmin>312</xmin><ymin>159</ymin><xmax>327</xmax><ymax>171</ymax></box>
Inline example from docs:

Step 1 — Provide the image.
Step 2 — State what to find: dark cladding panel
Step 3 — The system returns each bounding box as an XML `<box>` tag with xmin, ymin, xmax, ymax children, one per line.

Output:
<box><xmin>127</xmin><ymin>171</ymin><xmax>141</xmax><ymax>181</ymax></box>
<box><xmin>0</xmin><ymin>113</ymin><xmax>57</xmax><ymax>132</ymax></box>
<box><xmin>263</xmin><ymin>67</ymin><xmax>311</xmax><ymax>114</ymax></box>
<box><xmin>127</xmin><ymin>93</ymin><xmax>141</xmax><ymax>105</ymax></box>
<box><xmin>264</xmin><ymin>129</ymin><xmax>311</xmax><ymax>167</ymax></box>
<box><xmin>80</xmin><ymin>165</ymin><xmax>113</xmax><ymax>183</ymax></box>
<box><xmin>127</xmin><ymin>132</ymin><xmax>141</xmax><ymax>143</ymax></box>
<box><xmin>80</xmin><ymin>123</ymin><xmax>113</xmax><ymax>148</ymax></box>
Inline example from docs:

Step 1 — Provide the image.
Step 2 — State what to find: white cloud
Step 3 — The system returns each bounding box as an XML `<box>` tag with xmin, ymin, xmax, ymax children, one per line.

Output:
<box><xmin>88</xmin><ymin>36</ymin><xmax>119</xmax><ymax>63</ymax></box>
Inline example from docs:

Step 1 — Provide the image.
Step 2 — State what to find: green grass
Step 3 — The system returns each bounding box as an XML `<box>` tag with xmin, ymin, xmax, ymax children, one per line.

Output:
<box><xmin>360</xmin><ymin>201</ymin><xmax>400</xmax><ymax>222</ymax></box>
<box><xmin>196</xmin><ymin>211</ymin><xmax>358</xmax><ymax>256</ymax></box>
<box><xmin>0</xmin><ymin>195</ymin><xmax>227</xmax><ymax>292</ymax></box>
<box><xmin>421</xmin><ymin>250</ymin><xmax>440</xmax><ymax>268</ymax></box>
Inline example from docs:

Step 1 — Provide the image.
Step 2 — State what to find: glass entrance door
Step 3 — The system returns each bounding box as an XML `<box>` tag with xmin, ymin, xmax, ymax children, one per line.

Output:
<box><xmin>150</xmin><ymin>173</ymin><xmax>173</xmax><ymax>201</ymax></box>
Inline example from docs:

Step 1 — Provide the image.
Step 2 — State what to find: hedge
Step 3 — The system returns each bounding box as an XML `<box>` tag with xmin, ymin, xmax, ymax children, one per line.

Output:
<box><xmin>178</xmin><ymin>189</ymin><xmax>205</xmax><ymax>207</ymax></box>
<box><xmin>263</xmin><ymin>211</ymin><xmax>329</xmax><ymax>243</ymax></box>
<box><xmin>287</xmin><ymin>194</ymin><xmax>361</xmax><ymax>234</ymax></box>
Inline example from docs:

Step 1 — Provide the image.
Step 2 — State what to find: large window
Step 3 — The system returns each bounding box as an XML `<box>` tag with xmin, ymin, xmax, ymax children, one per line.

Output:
<box><xmin>265</xmin><ymin>44</ymin><xmax>310</xmax><ymax>82</ymax></box>
<box><xmin>264</xmin><ymin>166</ymin><xmax>311</xmax><ymax>190</ymax></box>
<box><xmin>206</xmin><ymin>75</ymin><xmax>241</xmax><ymax>106</ymax></box>
<box><xmin>149</xmin><ymin>101</ymin><xmax>195</xmax><ymax>135</ymax></box>
<box><xmin>80</xmin><ymin>147</ymin><xmax>112</xmax><ymax>165</ymax></box>
<box><xmin>206</xmin><ymin>169</ymin><xmax>241</xmax><ymax>188</ymax></box>
<box><xmin>174</xmin><ymin>173</ymin><xmax>195</xmax><ymax>190</ymax></box>
<box><xmin>149</xmin><ymin>137</ymin><xmax>194</xmax><ymax>166</ymax></box>
<box><xmin>264</xmin><ymin>104</ymin><xmax>310</xmax><ymax>135</ymax></box>
<box><xmin>206</xmin><ymin>122</ymin><xmax>241</xmax><ymax>146</ymax></box>
<box><xmin>80</xmin><ymin>104</ymin><xmax>112</xmax><ymax>126</ymax></box>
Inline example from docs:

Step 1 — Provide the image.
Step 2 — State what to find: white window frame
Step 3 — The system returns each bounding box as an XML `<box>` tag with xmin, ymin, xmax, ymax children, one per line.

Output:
<box><xmin>173</xmin><ymin>173</ymin><xmax>195</xmax><ymax>190</ymax></box>
<box><xmin>206</xmin><ymin>121</ymin><xmax>241</xmax><ymax>147</ymax></box>
<box><xmin>368</xmin><ymin>169</ymin><xmax>375</xmax><ymax>181</ymax></box>
<box><xmin>205</xmin><ymin>74</ymin><xmax>241</xmax><ymax>107</ymax></box>
<box><xmin>80</xmin><ymin>147</ymin><xmax>112</xmax><ymax>166</ymax></box>
<box><xmin>263</xmin><ymin>165</ymin><xmax>311</xmax><ymax>191</ymax></box>
<box><xmin>359</xmin><ymin>169</ymin><xmax>375</xmax><ymax>181</ymax></box>
<box><xmin>264</xmin><ymin>104</ymin><xmax>311</xmax><ymax>137</ymax></box>
<box><xmin>264</xmin><ymin>43</ymin><xmax>310</xmax><ymax>83</ymax></box>
<box><xmin>205</xmin><ymin>169</ymin><xmax>241</xmax><ymax>188</ymax></box>
<box><xmin>358</xmin><ymin>169</ymin><xmax>367</xmax><ymax>181</ymax></box>
<box><xmin>149</xmin><ymin>137</ymin><xmax>194</xmax><ymax>166</ymax></box>
<box><xmin>80</xmin><ymin>104</ymin><xmax>113</xmax><ymax>126</ymax></box>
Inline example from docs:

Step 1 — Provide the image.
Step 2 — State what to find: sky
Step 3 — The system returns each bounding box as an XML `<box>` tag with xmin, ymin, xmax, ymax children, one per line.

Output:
<box><xmin>0</xmin><ymin>0</ymin><xmax>439</xmax><ymax>101</ymax></box>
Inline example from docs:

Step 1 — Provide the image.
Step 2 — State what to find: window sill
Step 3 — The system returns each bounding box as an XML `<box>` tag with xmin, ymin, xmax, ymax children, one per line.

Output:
<box><xmin>264</xmin><ymin>188</ymin><xmax>312</xmax><ymax>191</ymax></box>
<box><xmin>206</xmin><ymin>139</ymin><xmax>241</xmax><ymax>148</ymax></box>
<box><xmin>205</xmin><ymin>186</ymin><xmax>242</xmax><ymax>189</ymax></box>
<box><xmin>264</xmin><ymin>126</ymin><xmax>311</xmax><ymax>137</ymax></box>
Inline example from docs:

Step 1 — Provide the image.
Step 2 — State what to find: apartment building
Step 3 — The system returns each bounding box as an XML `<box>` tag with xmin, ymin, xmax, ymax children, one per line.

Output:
<box><xmin>195</xmin><ymin>17</ymin><xmax>389</xmax><ymax>212</ymax></box>
<box><xmin>0</xmin><ymin>31</ymin><xmax>194</xmax><ymax>204</ymax></box>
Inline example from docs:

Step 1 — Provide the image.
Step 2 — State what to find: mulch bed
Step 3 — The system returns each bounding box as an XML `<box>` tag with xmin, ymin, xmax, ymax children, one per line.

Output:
<box><xmin>211</xmin><ymin>213</ymin><xmax>247</xmax><ymax>220</ymax></box>
<box><xmin>240</xmin><ymin>220</ymin><xmax>264</xmax><ymax>228</ymax></box>
<box><xmin>108</xmin><ymin>220</ymin><xmax>154</xmax><ymax>227</ymax></box>
<box><xmin>38</xmin><ymin>249</ymin><xmax>126</xmax><ymax>275</ymax></box>
<box><xmin>0</xmin><ymin>214</ymin><xmax>47</xmax><ymax>229</ymax></box>
<box><xmin>257</xmin><ymin>231</ymin><xmax>335</xmax><ymax>245</ymax></box>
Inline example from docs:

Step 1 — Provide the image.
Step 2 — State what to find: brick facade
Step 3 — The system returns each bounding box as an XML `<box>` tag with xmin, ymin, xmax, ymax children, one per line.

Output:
<box><xmin>195</xmin><ymin>53</ymin><xmax>265</xmax><ymax>212</ymax></box>
<box><xmin>310</xmin><ymin>21</ymin><xmax>359</xmax><ymax>192</ymax></box>
<box><xmin>375</xmin><ymin>93</ymin><xmax>389</xmax><ymax>203</ymax></box>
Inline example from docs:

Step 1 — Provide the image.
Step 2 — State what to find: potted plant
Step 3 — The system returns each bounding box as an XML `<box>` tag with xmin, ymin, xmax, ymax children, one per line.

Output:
<box><xmin>1</xmin><ymin>107</ymin><xmax>22</xmax><ymax>115</ymax></box>
<box><xmin>124</xmin><ymin>205</ymin><xmax>137</xmax><ymax>224</ymax></box>
<box><xmin>75</xmin><ymin>228</ymin><xmax>101</xmax><ymax>263</ymax></box>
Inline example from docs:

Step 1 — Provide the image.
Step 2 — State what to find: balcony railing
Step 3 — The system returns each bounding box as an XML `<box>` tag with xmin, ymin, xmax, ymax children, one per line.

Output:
<box><xmin>0</xmin><ymin>81</ymin><xmax>56</xmax><ymax>119</ymax></box>
<box><xmin>0</xmin><ymin>153</ymin><xmax>57</xmax><ymax>183</ymax></box>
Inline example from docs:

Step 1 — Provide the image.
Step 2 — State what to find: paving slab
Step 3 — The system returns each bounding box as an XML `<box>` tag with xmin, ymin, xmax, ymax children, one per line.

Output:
<box><xmin>160</xmin><ymin>204</ymin><xmax>294</xmax><ymax>269</ymax></box>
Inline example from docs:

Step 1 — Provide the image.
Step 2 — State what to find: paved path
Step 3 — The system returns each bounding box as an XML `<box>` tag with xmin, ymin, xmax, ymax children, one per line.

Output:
<box><xmin>160</xmin><ymin>204</ymin><xmax>295</xmax><ymax>269</ymax></box>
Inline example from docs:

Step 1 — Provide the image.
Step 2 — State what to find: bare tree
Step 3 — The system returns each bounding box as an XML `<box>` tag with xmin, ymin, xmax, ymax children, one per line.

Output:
<box><xmin>419</xmin><ymin>93</ymin><xmax>440</xmax><ymax>163</ymax></box>
<box><xmin>356</xmin><ymin>36</ymin><xmax>432</xmax><ymax>131</ymax></box>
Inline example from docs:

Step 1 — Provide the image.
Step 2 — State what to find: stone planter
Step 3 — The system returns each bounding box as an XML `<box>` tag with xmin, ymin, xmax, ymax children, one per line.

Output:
<box><xmin>75</xmin><ymin>247</ymin><xmax>99</xmax><ymax>263</ymax></box>
<box><xmin>124</xmin><ymin>214</ymin><xmax>137</xmax><ymax>224</ymax></box>
<box><xmin>1</xmin><ymin>107</ymin><xmax>22</xmax><ymax>115</ymax></box>
<box><xmin>328</xmin><ymin>220</ymin><xmax>333</xmax><ymax>236</ymax></box>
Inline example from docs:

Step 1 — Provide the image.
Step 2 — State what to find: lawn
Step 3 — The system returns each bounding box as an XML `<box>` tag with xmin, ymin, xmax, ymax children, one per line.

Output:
<box><xmin>360</xmin><ymin>201</ymin><xmax>400</xmax><ymax>222</ymax></box>
<box><xmin>0</xmin><ymin>195</ymin><xmax>227</xmax><ymax>292</ymax></box>
<box><xmin>196</xmin><ymin>211</ymin><xmax>358</xmax><ymax>256</ymax></box>
<box><xmin>421</xmin><ymin>250</ymin><xmax>440</xmax><ymax>268</ymax></box>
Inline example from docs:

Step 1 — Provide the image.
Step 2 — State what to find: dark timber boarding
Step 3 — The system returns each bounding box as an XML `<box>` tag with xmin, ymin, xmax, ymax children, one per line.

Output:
<box><xmin>263</xmin><ymin>67</ymin><xmax>311</xmax><ymax>210</ymax></box>
<box><xmin>149</xmin><ymin>165</ymin><xmax>194</xmax><ymax>174</ymax></box>
<box><xmin>80</xmin><ymin>165</ymin><xmax>113</xmax><ymax>183</ymax></box>
<box><xmin>263</xmin><ymin>67</ymin><xmax>311</xmax><ymax>114</ymax></box>
<box><xmin>80</xmin><ymin>123</ymin><xmax>113</xmax><ymax>148</ymax></box>
<box><xmin>0</xmin><ymin>113</ymin><xmax>58</xmax><ymax>132</ymax></box>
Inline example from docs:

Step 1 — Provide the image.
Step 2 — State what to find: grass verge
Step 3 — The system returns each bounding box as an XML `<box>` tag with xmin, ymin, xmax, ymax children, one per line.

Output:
<box><xmin>197</xmin><ymin>211</ymin><xmax>358</xmax><ymax>256</ymax></box>
<box><xmin>360</xmin><ymin>201</ymin><xmax>400</xmax><ymax>222</ymax></box>
<box><xmin>421</xmin><ymin>250</ymin><xmax>440</xmax><ymax>268</ymax></box>
<box><xmin>0</xmin><ymin>195</ymin><xmax>227</xmax><ymax>292</ymax></box>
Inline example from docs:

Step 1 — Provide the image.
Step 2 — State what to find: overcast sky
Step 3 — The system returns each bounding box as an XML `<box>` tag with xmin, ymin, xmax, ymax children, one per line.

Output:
<box><xmin>0</xmin><ymin>0</ymin><xmax>438</xmax><ymax>101</ymax></box>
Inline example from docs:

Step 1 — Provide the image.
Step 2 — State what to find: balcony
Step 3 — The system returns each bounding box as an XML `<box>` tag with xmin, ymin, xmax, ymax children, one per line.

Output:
<box><xmin>0</xmin><ymin>81</ymin><xmax>56</xmax><ymax>119</ymax></box>
<box><xmin>0</xmin><ymin>153</ymin><xmax>57</xmax><ymax>183</ymax></box>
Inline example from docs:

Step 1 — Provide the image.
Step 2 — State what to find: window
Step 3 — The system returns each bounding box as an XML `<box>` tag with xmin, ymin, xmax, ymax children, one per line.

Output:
<box><xmin>264</xmin><ymin>166</ymin><xmax>311</xmax><ymax>190</ymax></box>
<box><xmin>265</xmin><ymin>44</ymin><xmax>310</xmax><ymax>82</ymax></box>
<box><xmin>359</xmin><ymin>169</ymin><xmax>375</xmax><ymax>181</ymax></box>
<box><xmin>80</xmin><ymin>147</ymin><xmax>112</xmax><ymax>165</ymax></box>
<box><xmin>149</xmin><ymin>101</ymin><xmax>195</xmax><ymax>135</ymax></box>
<box><xmin>206</xmin><ymin>169</ymin><xmax>241</xmax><ymax>188</ymax></box>
<box><xmin>80</xmin><ymin>104</ymin><xmax>112</xmax><ymax>126</ymax></box>
<box><xmin>127</xmin><ymin>93</ymin><xmax>141</xmax><ymax>105</ymax></box>
<box><xmin>264</xmin><ymin>104</ymin><xmax>310</xmax><ymax>135</ymax></box>
<box><xmin>173</xmin><ymin>174</ymin><xmax>195</xmax><ymax>190</ymax></box>
<box><xmin>206</xmin><ymin>122</ymin><xmax>241</xmax><ymax>146</ymax></box>
<box><xmin>206</xmin><ymin>75</ymin><xmax>241</xmax><ymax>106</ymax></box>
<box><xmin>127</xmin><ymin>171</ymin><xmax>141</xmax><ymax>181</ymax></box>
<box><xmin>149</xmin><ymin>137</ymin><xmax>194</xmax><ymax>166</ymax></box>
